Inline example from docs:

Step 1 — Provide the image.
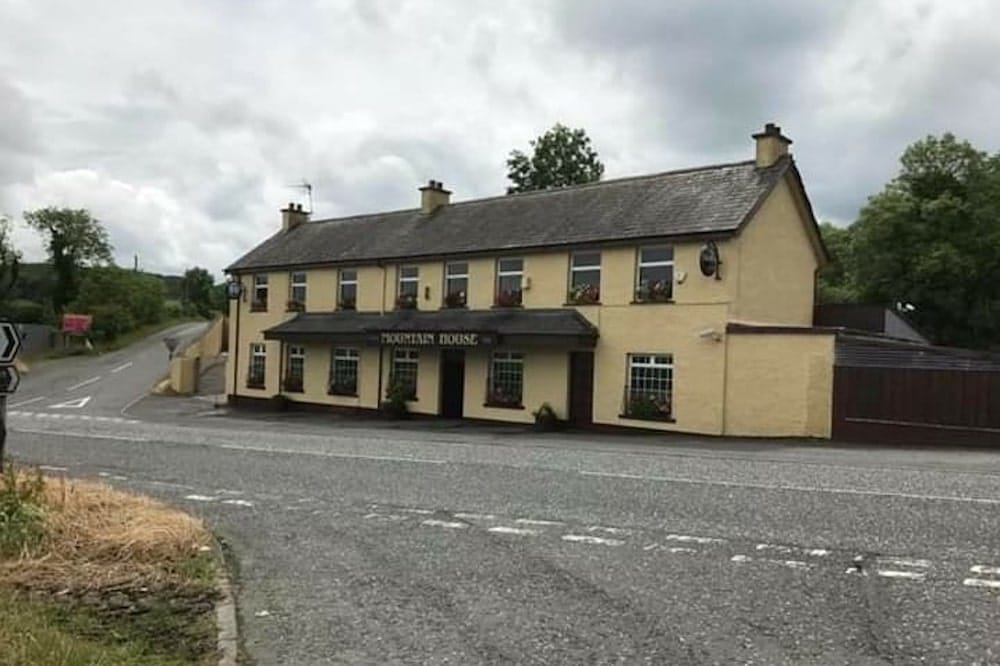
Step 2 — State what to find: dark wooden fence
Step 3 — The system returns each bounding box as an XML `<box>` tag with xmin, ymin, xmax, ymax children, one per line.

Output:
<box><xmin>832</xmin><ymin>336</ymin><xmax>1000</xmax><ymax>446</ymax></box>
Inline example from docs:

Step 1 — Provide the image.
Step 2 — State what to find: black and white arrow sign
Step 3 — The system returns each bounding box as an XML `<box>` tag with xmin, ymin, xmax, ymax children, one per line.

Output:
<box><xmin>0</xmin><ymin>322</ymin><xmax>21</xmax><ymax>364</ymax></box>
<box><xmin>0</xmin><ymin>365</ymin><xmax>20</xmax><ymax>394</ymax></box>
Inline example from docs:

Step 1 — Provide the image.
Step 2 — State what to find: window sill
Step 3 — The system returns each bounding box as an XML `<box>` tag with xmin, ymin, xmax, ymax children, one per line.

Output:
<box><xmin>483</xmin><ymin>402</ymin><xmax>525</xmax><ymax>410</ymax></box>
<box><xmin>327</xmin><ymin>390</ymin><xmax>358</xmax><ymax>397</ymax></box>
<box><xmin>563</xmin><ymin>301</ymin><xmax>602</xmax><ymax>307</ymax></box>
<box><xmin>618</xmin><ymin>414</ymin><xmax>676</xmax><ymax>423</ymax></box>
<box><xmin>442</xmin><ymin>303</ymin><xmax>468</xmax><ymax>309</ymax></box>
<box><xmin>629</xmin><ymin>299</ymin><xmax>674</xmax><ymax>305</ymax></box>
<box><xmin>491</xmin><ymin>304</ymin><xmax>523</xmax><ymax>309</ymax></box>
<box><xmin>246</xmin><ymin>382</ymin><xmax>266</xmax><ymax>390</ymax></box>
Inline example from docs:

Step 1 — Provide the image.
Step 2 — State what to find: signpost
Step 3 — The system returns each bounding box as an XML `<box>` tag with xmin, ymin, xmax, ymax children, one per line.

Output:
<box><xmin>0</xmin><ymin>320</ymin><xmax>23</xmax><ymax>466</ymax></box>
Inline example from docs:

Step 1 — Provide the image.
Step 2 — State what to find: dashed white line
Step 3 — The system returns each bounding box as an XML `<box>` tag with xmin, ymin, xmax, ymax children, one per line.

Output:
<box><xmin>488</xmin><ymin>526</ymin><xmax>541</xmax><ymax>537</ymax></box>
<box><xmin>876</xmin><ymin>570</ymin><xmax>926</xmax><ymax>580</ymax></box>
<box><xmin>221</xmin><ymin>499</ymin><xmax>254</xmax><ymax>508</ymax></box>
<box><xmin>398</xmin><ymin>508</ymin><xmax>434</xmax><ymax>515</ymax></box>
<box><xmin>421</xmin><ymin>519</ymin><xmax>466</xmax><ymax>529</ymax></box>
<box><xmin>587</xmin><ymin>526</ymin><xmax>630</xmax><ymax>535</ymax></box>
<box><xmin>970</xmin><ymin>565</ymin><xmax>1000</xmax><ymax>575</ymax></box>
<box><xmin>668</xmin><ymin>546</ymin><xmax>698</xmax><ymax>554</ymax></box>
<box><xmin>562</xmin><ymin>534</ymin><xmax>624</xmax><ymax>546</ymax></box>
<box><xmin>110</xmin><ymin>361</ymin><xmax>134</xmax><ymax>374</ymax></box>
<box><xmin>579</xmin><ymin>470</ymin><xmax>1000</xmax><ymax>506</ymax></box>
<box><xmin>963</xmin><ymin>578</ymin><xmax>1000</xmax><ymax>589</ymax></box>
<box><xmin>731</xmin><ymin>554</ymin><xmax>752</xmax><ymax>563</ymax></box>
<box><xmin>66</xmin><ymin>376</ymin><xmax>101</xmax><ymax>391</ymax></box>
<box><xmin>9</xmin><ymin>396</ymin><xmax>45</xmax><ymax>408</ymax></box>
<box><xmin>879</xmin><ymin>557</ymin><xmax>930</xmax><ymax>569</ymax></box>
<box><xmin>12</xmin><ymin>427</ymin><xmax>149</xmax><ymax>442</ymax></box>
<box><xmin>184</xmin><ymin>494</ymin><xmax>216</xmax><ymax>502</ymax></box>
<box><xmin>453</xmin><ymin>512</ymin><xmax>496</xmax><ymax>521</ymax></box>
<box><xmin>38</xmin><ymin>465</ymin><xmax>68</xmax><ymax>472</ymax></box>
<box><xmin>515</xmin><ymin>518</ymin><xmax>564</xmax><ymax>526</ymax></box>
<box><xmin>665</xmin><ymin>534</ymin><xmax>725</xmax><ymax>544</ymax></box>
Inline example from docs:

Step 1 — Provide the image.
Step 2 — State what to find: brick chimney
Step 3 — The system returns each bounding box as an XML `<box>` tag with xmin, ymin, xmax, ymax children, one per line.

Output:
<box><xmin>281</xmin><ymin>202</ymin><xmax>309</xmax><ymax>232</ymax></box>
<box><xmin>419</xmin><ymin>180</ymin><xmax>451</xmax><ymax>215</ymax></box>
<box><xmin>752</xmin><ymin>122</ymin><xmax>792</xmax><ymax>168</ymax></box>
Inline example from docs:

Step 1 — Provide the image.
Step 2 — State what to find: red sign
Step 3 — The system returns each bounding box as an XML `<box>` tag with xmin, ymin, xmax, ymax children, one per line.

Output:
<box><xmin>62</xmin><ymin>314</ymin><xmax>93</xmax><ymax>335</ymax></box>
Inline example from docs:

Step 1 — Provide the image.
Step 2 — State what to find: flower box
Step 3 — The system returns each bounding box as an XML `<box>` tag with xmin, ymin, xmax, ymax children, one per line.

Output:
<box><xmin>286</xmin><ymin>299</ymin><xmax>305</xmax><ymax>312</ymax></box>
<box><xmin>494</xmin><ymin>289</ymin><xmax>522</xmax><ymax>307</ymax></box>
<box><xmin>444</xmin><ymin>291</ymin><xmax>467</xmax><ymax>308</ymax></box>
<box><xmin>635</xmin><ymin>280</ymin><xmax>673</xmax><ymax>303</ymax></box>
<box><xmin>328</xmin><ymin>382</ymin><xmax>357</xmax><ymax>397</ymax></box>
<box><xmin>568</xmin><ymin>284</ymin><xmax>600</xmax><ymax>305</ymax></box>
<box><xmin>396</xmin><ymin>294</ymin><xmax>418</xmax><ymax>310</ymax></box>
<box><xmin>624</xmin><ymin>393</ymin><xmax>672</xmax><ymax>421</ymax></box>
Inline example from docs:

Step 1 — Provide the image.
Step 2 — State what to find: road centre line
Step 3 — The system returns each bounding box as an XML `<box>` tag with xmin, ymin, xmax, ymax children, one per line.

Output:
<box><xmin>211</xmin><ymin>442</ymin><xmax>446</xmax><ymax>465</ymax></box>
<box><xmin>963</xmin><ymin>578</ymin><xmax>1000</xmax><ymax>589</ymax></box>
<box><xmin>110</xmin><ymin>361</ymin><xmax>133</xmax><ymax>374</ymax></box>
<box><xmin>9</xmin><ymin>396</ymin><xmax>45</xmax><ymax>408</ymax></box>
<box><xmin>422</xmin><ymin>519</ymin><xmax>466</xmax><ymax>529</ymax></box>
<box><xmin>66</xmin><ymin>376</ymin><xmax>101</xmax><ymax>391</ymax></box>
<box><xmin>12</xmin><ymin>427</ymin><xmax>149</xmax><ymax>443</ymax></box>
<box><xmin>970</xmin><ymin>565</ymin><xmax>1000</xmax><ymax>575</ymax></box>
<box><xmin>579</xmin><ymin>470</ymin><xmax>1000</xmax><ymax>506</ymax></box>
<box><xmin>515</xmin><ymin>518</ymin><xmax>564</xmax><ymax>526</ymax></box>
<box><xmin>488</xmin><ymin>526</ymin><xmax>541</xmax><ymax>536</ymax></box>
<box><xmin>876</xmin><ymin>570</ymin><xmax>926</xmax><ymax>580</ymax></box>
<box><xmin>562</xmin><ymin>534</ymin><xmax>624</xmax><ymax>546</ymax></box>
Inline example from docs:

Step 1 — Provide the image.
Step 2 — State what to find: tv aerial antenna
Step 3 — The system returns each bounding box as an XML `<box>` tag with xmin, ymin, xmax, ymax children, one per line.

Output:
<box><xmin>289</xmin><ymin>180</ymin><xmax>313</xmax><ymax>213</ymax></box>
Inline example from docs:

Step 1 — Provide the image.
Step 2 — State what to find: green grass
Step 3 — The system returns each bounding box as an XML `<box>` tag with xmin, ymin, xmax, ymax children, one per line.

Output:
<box><xmin>0</xmin><ymin>589</ymin><xmax>208</xmax><ymax>666</ymax></box>
<box><xmin>24</xmin><ymin>317</ymin><xmax>201</xmax><ymax>362</ymax></box>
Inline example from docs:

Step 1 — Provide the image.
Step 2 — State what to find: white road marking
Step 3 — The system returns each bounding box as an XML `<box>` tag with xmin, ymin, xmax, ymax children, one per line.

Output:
<box><xmin>184</xmin><ymin>495</ymin><xmax>217</xmax><ymax>502</ymax></box>
<box><xmin>212</xmin><ymin>442</ymin><xmax>446</xmax><ymax>465</ymax></box>
<box><xmin>421</xmin><ymin>519</ymin><xmax>467</xmax><ymax>529</ymax></box>
<box><xmin>453</xmin><ymin>512</ymin><xmax>496</xmax><ymax>521</ymax></box>
<box><xmin>9</xmin><ymin>396</ymin><xmax>45</xmax><ymax>408</ymax></box>
<box><xmin>66</xmin><ymin>377</ymin><xmax>101</xmax><ymax>392</ymax></box>
<box><xmin>515</xmin><ymin>518</ymin><xmax>564</xmax><ymax>526</ymax></box>
<box><xmin>38</xmin><ymin>465</ymin><xmax>68</xmax><ymax>472</ymax></box>
<box><xmin>221</xmin><ymin>499</ymin><xmax>254</xmax><ymax>508</ymax></box>
<box><xmin>49</xmin><ymin>396</ymin><xmax>92</xmax><ymax>409</ymax></box>
<box><xmin>781</xmin><ymin>560</ymin><xmax>811</xmax><ymax>570</ymax></box>
<box><xmin>398</xmin><ymin>508</ymin><xmax>434</xmax><ymax>515</ymax></box>
<box><xmin>756</xmin><ymin>543</ymin><xmax>793</xmax><ymax>553</ymax></box>
<box><xmin>665</xmin><ymin>534</ymin><xmax>725</xmax><ymax>544</ymax></box>
<box><xmin>12</xmin><ymin>427</ymin><xmax>149</xmax><ymax>443</ymax></box>
<box><xmin>806</xmin><ymin>549</ymin><xmax>830</xmax><ymax>557</ymax></box>
<box><xmin>562</xmin><ymin>534</ymin><xmax>624</xmax><ymax>546</ymax></box>
<box><xmin>488</xmin><ymin>526</ymin><xmax>541</xmax><ymax>536</ymax></box>
<box><xmin>876</xmin><ymin>570</ymin><xmax>926</xmax><ymax>580</ymax></box>
<box><xmin>579</xmin><ymin>470</ymin><xmax>1000</xmax><ymax>506</ymax></box>
<box><xmin>879</xmin><ymin>557</ymin><xmax>930</xmax><ymax>569</ymax></box>
<box><xmin>731</xmin><ymin>554</ymin><xmax>752</xmax><ymax>563</ymax></box>
<box><xmin>963</xmin><ymin>578</ymin><xmax>1000</xmax><ymax>589</ymax></box>
<box><xmin>110</xmin><ymin>361</ymin><xmax>133</xmax><ymax>374</ymax></box>
<box><xmin>667</xmin><ymin>546</ymin><xmax>698</xmax><ymax>554</ymax></box>
<box><xmin>970</xmin><ymin>565</ymin><xmax>1000</xmax><ymax>575</ymax></box>
<box><xmin>587</xmin><ymin>526</ymin><xmax>630</xmax><ymax>535</ymax></box>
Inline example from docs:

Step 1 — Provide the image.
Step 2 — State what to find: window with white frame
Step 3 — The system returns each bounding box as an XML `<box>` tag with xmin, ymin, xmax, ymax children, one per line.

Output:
<box><xmin>284</xmin><ymin>345</ymin><xmax>305</xmax><ymax>391</ymax></box>
<box><xmin>496</xmin><ymin>258</ymin><xmax>523</xmax><ymax>306</ymax></box>
<box><xmin>635</xmin><ymin>246</ymin><xmax>674</xmax><ymax>302</ymax></box>
<box><xmin>390</xmin><ymin>348</ymin><xmax>419</xmax><ymax>399</ymax></box>
<box><xmin>444</xmin><ymin>261</ymin><xmax>468</xmax><ymax>308</ymax></box>
<box><xmin>252</xmin><ymin>274</ymin><xmax>269</xmax><ymax>311</ymax></box>
<box><xmin>487</xmin><ymin>351</ymin><xmax>523</xmax><ymax>407</ymax></box>
<box><xmin>247</xmin><ymin>343</ymin><xmax>266</xmax><ymax>387</ymax></box>
<box><xmin>397</xmin><ymin>266</ymin><xmax>419</xmax><ymax>309</ymax></box>
<box><xmin>329</xmin><ymin>347</ymin><xmax>359</xmax><ymax>396</ymax></box>
<box><xmin>338</xmin><ymin>269</ymin><xmax>357</xmax><ymax>309</ymax></box>
<box><xmin>569</xmin><ymin>251</ymin><xmax>601</xmax><ymax>304</ymax></box>
<box><xmin>624</xmin><ymin>353</ymin><xmax>673</xmax><ymax>420</ymax></box>
<box><xmin>288</xmin><ymin>271</ymin><xmax>307</xmax><ymax>310</ymax></box>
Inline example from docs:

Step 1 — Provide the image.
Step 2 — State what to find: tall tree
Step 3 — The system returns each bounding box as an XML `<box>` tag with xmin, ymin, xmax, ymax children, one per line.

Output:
<box><xmin>850</xmin><ymin>133</ymin><xmax>1000</xmax><ymax>348</ymax></box>
<box><xmin>506</xmin><ymin>123</ymin><xmax>604</xmax><ymax>194</ymax></box>
<box><xmin>816</xmin><ymin>222</ymin><xmax>858</xmax><ymax>304</ymax></box>
<box><xmin>23</xmin><ymin>208</ymin><xmax>113</xmax><ymax>314</ymax></box>
<box><xmin>181</xmin><ymin>266</ymin><xmax>215</xmax><ymax>318</ymax></box>
<box><xmin>0</xmin><ymin>216</ymin><xmax>21</xmax><ymax>301</ymax></box>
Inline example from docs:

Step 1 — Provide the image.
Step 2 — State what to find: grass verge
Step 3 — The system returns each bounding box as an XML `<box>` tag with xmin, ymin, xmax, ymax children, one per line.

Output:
<box><xmin>0</xmin><ymin>465</ymin><xmax>221</xmax><ymax>665</ymax></box>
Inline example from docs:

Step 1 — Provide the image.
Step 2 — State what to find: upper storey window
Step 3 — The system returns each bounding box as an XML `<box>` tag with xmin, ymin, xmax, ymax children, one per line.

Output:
<box><xmin>495</xmin><ymin>258</ymin><xmax>523</xmax><ymax>307</ymax></box>
<box><xmin>635</xmin><ymin>246</ymin><xmax>674</xmax><ymax>303</ymax></box>
<box><xmin>251</xmin><ymin>274</ymin><xmax>268</xmax><ymax>312</ymax></box>
<box><xmin>288</xmin><ymin>271</ymin><xmax>307</xmax><ymax>311</ymax></box>
<box><xmin>397</xmin><ymin>266</ymin><xmax>419</xmax><ymax>309</ymax></box>
<box><xmin>444</xmin><ymin>261</ymin><xmax>468</xmax><ymax>308</ymax></box>
<box><xmin>568</xmin><ymin>251</ymin><xmax>601</xmax><ymax>305</ymax></box>
<box><xmin>338</xmin><ymin>269</ymin><xmax>357</xmax><ymax>310</ymax></box>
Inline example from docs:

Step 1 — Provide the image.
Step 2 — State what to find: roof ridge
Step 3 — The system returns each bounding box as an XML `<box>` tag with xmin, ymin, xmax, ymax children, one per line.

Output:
<box><xmin>306</xmin><ymin>158</ymin><xmax>760</xmax><ymax>226</ymax></box>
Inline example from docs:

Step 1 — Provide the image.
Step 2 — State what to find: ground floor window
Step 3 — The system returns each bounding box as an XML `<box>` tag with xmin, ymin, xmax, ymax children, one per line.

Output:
<box><xmin>247</xmin><ymin>343</ymin><xmax>266</xmax><ymax>388</ymax></box>
<box><xmin>487</xmin><ymin>351</ymin><xmax>524</xmax><ymax>408</ymax></box>
<box><xmin>624</xmin><ymin>353</ymin><xmax>673</xmax><ymax>420</ymax></box>
<box><xmin>284</xmin><ymin>345</ymin><xmax>305</xmax><ymax>392</ymax></box>
<box><xmin>390</xmin><ymin>348</ymin><xmax>419</xmax><ymax>400</ymax></box>
<box><xmin>329</xmin><ymin>348</ymin><xmax>359</xmax><ymax>396</ymax></box>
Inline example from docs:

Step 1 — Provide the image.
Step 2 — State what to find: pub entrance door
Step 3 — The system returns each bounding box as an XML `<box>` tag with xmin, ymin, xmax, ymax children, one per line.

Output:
<box><xmin>439</xmin><ymin>350</ymin><xmax>466</xmax><ymax>418</ymax></box>
<box><xmin>568</xmin><ymin>351</ymin><xmax>595</xmax><ymax>426</ymax></box>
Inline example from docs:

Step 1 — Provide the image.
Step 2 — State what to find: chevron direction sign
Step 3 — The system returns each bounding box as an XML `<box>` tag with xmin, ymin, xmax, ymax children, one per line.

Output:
<box><xmin>0</xmin><ymin>365</ymin><xmax>19</xmax><ymax>394</ymax></box>
<box><xmin>0</xmin><ymin>322</ymin><xmax>20</xmax><ymax>365</ymax></box>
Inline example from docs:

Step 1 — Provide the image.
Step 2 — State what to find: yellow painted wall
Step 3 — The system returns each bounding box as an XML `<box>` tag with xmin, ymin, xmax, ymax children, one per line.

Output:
<box><xmin>732</xmin><ymin>177</ymin><xmax>819</xmax><ymax>325</ymax></box>
<box><xmin>463</xmin><ymin>348</ymin><xmax>569</xmax><ymax>423</ymax></box>
<box><xmin>723</xmin><ymin>332</ymin><xmax>834</xmax><ymax>437</ymax></box>
<box><xmin>281</xmin><ymin>343</ymin><xmax>381</xmax><ymax>409</ymax></box>
<box><xmin>226</xmin><ymin>272</ymin><xmax>295</xmax><ymax>398</ymax></box>
<box><xmin>308</xmin><ymin>268</ymin><xmax>337</xmax><ymax>312</ymax></box>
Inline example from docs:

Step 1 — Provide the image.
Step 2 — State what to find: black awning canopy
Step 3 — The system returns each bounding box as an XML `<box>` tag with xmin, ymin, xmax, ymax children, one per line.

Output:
<box><xmin>263</xmin><ymin>308</ymin><xmax>598</xmax><ymax>348</ymax></box>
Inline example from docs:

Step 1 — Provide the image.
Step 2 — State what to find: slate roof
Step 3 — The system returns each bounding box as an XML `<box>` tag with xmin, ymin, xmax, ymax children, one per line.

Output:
<box><xmin>264</xmin><ymin>308</ymin><xmax>599</xmax><ymax>343</ymax></box>
<box><xmin>228</xmin><ymin>157</ymin><xmax>793</xmax><ymax>272</ymax></box>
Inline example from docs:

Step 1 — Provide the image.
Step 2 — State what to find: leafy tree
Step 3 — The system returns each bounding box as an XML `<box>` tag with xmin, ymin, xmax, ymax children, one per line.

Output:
<box><xmin>180</xmin><ymin>266</ymin><xmax>215</xmax><ymax>318</ymax></box>
<box><xmin>850</xmin><ymin>133</ymin><xmax>1000</xmax><ymax>348</ymax></box>
<box><xmin>506</xmin><ymin>123</ymin><xmax>605</xmax><ymax>194</ymax></box>
<box><xmin>23</xmin><ymin>208</ymin><xmax>113</xmax><ymax>314</ymax></box>
<box><xmin>73</xmin><ymin>266</ymin><xmax>165</xmax><ymax>340</ymax></box>
<box><xmin>816</xmin><ymin>222</ymin><xmax>859</xmax><ymax>304</ymax></box>
<box><xmin>0</xmin><ymin>216</ymin><xmax>21</xmax><ymax>301</ymax></box>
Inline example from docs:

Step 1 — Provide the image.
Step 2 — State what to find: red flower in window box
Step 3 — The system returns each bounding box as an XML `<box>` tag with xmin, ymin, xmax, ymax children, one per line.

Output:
<box><xmin>495</xmin><ymin>289</ymin><xmax>522</xmax><ymax>307</ymax></box>
<box><xmin>636</xmin><ymin>280</ymin><xmax>672</xmax><ymax>302</ymax></box>
<box><xmin>568</xmin><ymin>283</ymin><xmax>600</xmax><ymax>305</ymax></box>
<box><xmin>396</xmin><ymin>294</ymin><xmax>418</xmax><ymax>309</ymax></box>
<box><xmin>444</xmin><ymin>291</ymin><xmax>466</xmax><ymax>308</ymax></box>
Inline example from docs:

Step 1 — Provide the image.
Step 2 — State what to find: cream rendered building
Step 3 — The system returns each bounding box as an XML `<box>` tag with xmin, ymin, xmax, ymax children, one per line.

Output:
<box><xmin>225</xmin><ymin>124</ymin><xmax>834</xmax><ymax>438</ymax></box>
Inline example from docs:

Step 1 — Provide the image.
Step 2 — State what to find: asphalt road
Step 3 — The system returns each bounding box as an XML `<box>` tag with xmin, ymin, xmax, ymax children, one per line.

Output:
<box><xmin>5</xmin><ymin>331</ymin><xmax>1000</xmax><ymax>664</ymax></box>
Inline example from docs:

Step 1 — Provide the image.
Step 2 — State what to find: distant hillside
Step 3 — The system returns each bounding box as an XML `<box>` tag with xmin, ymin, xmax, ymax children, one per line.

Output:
<box><xmin>5</xmin><ymin>263</ymin><xmax>184</xmax><ymax>306</ymax></box>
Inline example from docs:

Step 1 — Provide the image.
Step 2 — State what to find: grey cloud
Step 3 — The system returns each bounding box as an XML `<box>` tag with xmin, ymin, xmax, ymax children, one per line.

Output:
<box><xmin>0</xmin><ymin>76</ymin><xmax>40</xmax><ymax>186</ymax></box>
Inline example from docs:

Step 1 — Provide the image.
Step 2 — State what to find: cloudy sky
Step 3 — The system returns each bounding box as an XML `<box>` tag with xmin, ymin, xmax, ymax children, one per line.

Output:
<box><xmin>1</xmin><ymin>0</ymin><xmax>998</xmax><ymax>278</ymax></box>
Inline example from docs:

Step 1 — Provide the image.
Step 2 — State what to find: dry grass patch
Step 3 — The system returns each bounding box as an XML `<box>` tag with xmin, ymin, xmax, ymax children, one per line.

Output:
<box><xmin>0</xmin><ymin>467</ymin><xmax>221</xmax><ymax>665</ymax></box>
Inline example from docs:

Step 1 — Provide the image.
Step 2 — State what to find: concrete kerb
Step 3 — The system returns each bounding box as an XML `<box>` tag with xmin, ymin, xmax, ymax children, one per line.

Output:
<box><xmin>212</xmin><ymin>536</ymin><xmax>239</xmax><ymax>666</ymax></box>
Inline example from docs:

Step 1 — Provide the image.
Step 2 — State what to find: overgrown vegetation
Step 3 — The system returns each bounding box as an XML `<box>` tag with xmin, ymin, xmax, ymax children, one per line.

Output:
<box><xmin>0</xmin><ymin>465</ymin><xmax>220</xmax><ymax>665</ymax></box>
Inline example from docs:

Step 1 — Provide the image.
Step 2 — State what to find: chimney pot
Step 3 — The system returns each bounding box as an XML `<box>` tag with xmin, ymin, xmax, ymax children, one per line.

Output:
<box><xmin>281</xmin><ymin>201</ymin><xmax>310</xmax><ymax>231</ymax></box>
<box><xmin>752</xmin><ymin>122</ymin><xmax>792</xmax><ymax>168</ymax></box>
<box><xmin>419</xmin><ymin>179</ymin><xmax>451</xmax><ymax>214</ymax></box>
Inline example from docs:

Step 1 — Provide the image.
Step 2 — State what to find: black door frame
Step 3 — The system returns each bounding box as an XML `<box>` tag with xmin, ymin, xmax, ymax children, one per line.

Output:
<box><xmin>568</xmin><ymin>351</ymin><xmax>595</xmax><ymax>427</ymax></box>
<box><xmin>439</xmin><ymin>349</ymin><xmax>466</xmax><ymax>418</ymax></box>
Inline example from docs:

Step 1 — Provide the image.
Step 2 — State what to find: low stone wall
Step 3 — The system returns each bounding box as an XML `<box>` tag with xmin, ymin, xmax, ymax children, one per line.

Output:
<box><xmin>167</xmin><ymin>316</ymin><xmax>225</xmax><ymax>395</ymax></box>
